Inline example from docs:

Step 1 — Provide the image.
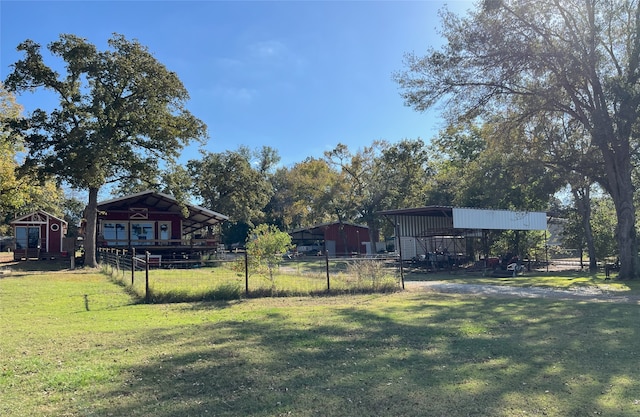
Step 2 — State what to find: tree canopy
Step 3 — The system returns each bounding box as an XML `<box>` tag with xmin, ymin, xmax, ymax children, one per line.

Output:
<box><xmin>4</xmin><ymin>34</ymin><xmax>207</xmax><ymax>266</ymax></box>
<box><xmin>395</xmin><ymin>0</ymin><xmax>640</xmax><ymax>278</ymax></box>
<box><xmin>0</xmin><ymin>83</ymin><xmax>68</xmax><ymax>233</ymax></box>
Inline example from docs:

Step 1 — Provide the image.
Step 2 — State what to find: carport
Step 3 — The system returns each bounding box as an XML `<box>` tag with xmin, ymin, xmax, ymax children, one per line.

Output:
<box><xmin>378</xmin><ymin>206</ymin><xmax>548</xmax><ymax>266</ymax></box>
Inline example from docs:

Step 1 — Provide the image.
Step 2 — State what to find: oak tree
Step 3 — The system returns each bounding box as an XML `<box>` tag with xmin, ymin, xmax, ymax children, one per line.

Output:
<box><xmin>396</xmin><ymin>0</ymin><xmax>640</xmax><ymax>278</ymax></box>
<box><xmin>188</xmin><ymin>148</ymin><xmax>273</xmax><ymax>246</ymax></box>
<box><xmin>4</xmin><ymin>34</ymin><xmax>206</xmax><ymax>267</ymax></box>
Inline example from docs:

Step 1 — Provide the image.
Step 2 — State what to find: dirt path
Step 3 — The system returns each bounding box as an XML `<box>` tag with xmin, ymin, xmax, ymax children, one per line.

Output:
<box><xmin>405</xmin><ymin>280</ymin><xmax>640</xmax><ymax>304</ymax></box>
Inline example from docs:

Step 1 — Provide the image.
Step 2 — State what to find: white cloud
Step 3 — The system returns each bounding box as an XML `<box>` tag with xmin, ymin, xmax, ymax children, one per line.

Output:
<box><xmin>249</xmin><ymin>40</ymin><xmax>287</xmax><ymax>59</ymax></box>
<box><xmin>220</xmin><ymin>86</ymin><xmax>257</xmax><ymax>103</ymax></box>
<box><xmin>198</xmin><ymin>85</ymin><xmax>257</xmax><ymax>104</ymax></box>
<box><xmin>215</xmin><ymin>57</ymin><xmax>243</xmax><ymax>69</ymax></box>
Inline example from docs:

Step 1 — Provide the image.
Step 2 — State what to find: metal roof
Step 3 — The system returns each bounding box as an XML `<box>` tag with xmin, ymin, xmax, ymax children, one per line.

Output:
<box><xmin>378</xmin><ymin>206</ymin><xmax>547</xmax><ymax>232</ymax></box>
<box><xmin>290</xmin><ymin>221</ymin><xmax>369</xmax><ymax>234</ymax></box>
<box><xmin>377</xmin><ymin>206</ymin><xmax>454</xmax><ymax>217</ymax></box>
<box><xmin>97</xmin><ymin>190</ymin><xmax>228</xmax><ymax>235</ymax></box>
<box><xmin>289</xmin><ymin>222</ymin><xmax>369</xmax><ymax>242</ymax></box>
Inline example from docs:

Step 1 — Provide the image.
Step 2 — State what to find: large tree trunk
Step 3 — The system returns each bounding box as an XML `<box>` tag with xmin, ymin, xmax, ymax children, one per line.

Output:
<box><xmin>613</xmin><ymin>192</ymin><xmax>638</xmax><ymax>280</ymax></box>
<box><xmin>600</xmin><ymin>140</ymin><xmax>639</xmax><ymax>279</ymax></box>
<box><xmin>84</xmin><ymin>187</ymin><xmax>99</xmax><ymax>268</ymax></box>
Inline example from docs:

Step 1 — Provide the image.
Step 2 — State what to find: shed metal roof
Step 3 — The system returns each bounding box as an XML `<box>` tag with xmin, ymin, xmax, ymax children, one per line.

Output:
<box><xmin>289</xmin><ymin>222</ymin><xmax>369</xmax><ymax>242</ymax></box>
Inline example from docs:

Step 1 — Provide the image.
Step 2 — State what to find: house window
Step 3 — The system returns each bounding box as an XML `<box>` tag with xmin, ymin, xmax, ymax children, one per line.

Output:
<box><xmin>15</xmin><ymin>226</ymin><xmax>40</xmax><ymax>249</ymax></box>
<box><xmin>102</xmin><ymin>222</ymin><xmax>128</xmax><ymax>246</ymax></box>
<box><xmin>131</xmin><ymin>222</ymin><xmax>154</xmax><ymax>245</ymax></box>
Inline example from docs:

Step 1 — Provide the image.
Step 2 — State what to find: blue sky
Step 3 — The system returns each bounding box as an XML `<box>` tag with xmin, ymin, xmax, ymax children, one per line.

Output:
<box><xmin>1</xmin><ymin>1</ymin><xmax>475</xmax><ymax>168</ymax></box>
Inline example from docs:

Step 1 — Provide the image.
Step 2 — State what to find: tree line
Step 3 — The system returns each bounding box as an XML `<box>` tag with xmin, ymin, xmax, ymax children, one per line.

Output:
<box><xmin>2</xmin><ymin>0</ymin><xmax>638</xmax><ymax>276</ymax></box>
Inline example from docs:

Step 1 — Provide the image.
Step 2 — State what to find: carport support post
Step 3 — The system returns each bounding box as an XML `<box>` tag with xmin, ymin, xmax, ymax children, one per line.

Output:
<box><xmin>544</xmin><ymin>231</ymin><xmax>549</xmax><ymax>273</ymax></box>
<box><xmin>483</xmin><ymin>231</ymin><xmax>489</xmax><ymax>269</ymax></box>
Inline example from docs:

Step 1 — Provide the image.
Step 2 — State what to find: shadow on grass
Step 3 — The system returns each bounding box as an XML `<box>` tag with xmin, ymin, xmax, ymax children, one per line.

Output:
<box><xmin>87</xmin><ymin>294</ymin><xmax>640</xmax><ymax>417</ymax></box>
<box><xmin>0</xmin><ymin>257</ymin><xmax>75</xmax><ymax>272</ymax></box>
<box><xmin>403</xmin><ymin>268</ymin><xmax>594</xmax><ymax>281</ymax></box>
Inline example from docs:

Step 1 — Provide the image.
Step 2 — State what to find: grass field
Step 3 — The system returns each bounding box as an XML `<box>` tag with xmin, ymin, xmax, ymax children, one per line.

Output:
<box><xmin>2</xmin><ymin>265</ymin><xmax>640</xmax><ymax>416</ymax></box>
<box><xmin>101</xmin><ymin>255</ymin><xmax>401</xmax><ymax>302</ymax></box>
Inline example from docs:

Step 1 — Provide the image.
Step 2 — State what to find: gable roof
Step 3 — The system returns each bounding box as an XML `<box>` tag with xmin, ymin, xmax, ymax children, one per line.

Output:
<box><xmin>290</xmin><ymin>221</ymin><xmax>369</xmax><ymax>234</ymax></box>
<box><xmin>289</xmin><ymin>222</ymin><xmax>369</xmax><ymax>242</ymax></box>
<box><xmin>97</xmin><ymin>190</ymin><xmax>228</xmax><ymax>235</ymax></box>
<box><xmin>10</xmin><ymin>210</ymin><xmax>68</xmax><ymax>225</ymax></box>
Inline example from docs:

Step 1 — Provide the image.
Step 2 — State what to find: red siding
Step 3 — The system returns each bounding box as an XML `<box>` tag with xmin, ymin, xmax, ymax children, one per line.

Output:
<box><xmin>48</xmin><ymin>219</ymin><xmax>64</xmax><ymax>253</ymax></box>
<box><xmin>323</xmin><ymin>224</ymin><xmax>369</xmax><ymax>255</ymax></box>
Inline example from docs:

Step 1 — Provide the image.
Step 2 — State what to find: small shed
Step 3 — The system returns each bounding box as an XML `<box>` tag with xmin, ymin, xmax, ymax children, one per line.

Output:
<box><xmin>289</xmin><ymin>222</ymin><xmax>370</xmax><ymax>257</ymax></box>
<box><xmin>10</xmin><ymin>210</ymin><xmax>68</xmax><ymax>260</ymax></box>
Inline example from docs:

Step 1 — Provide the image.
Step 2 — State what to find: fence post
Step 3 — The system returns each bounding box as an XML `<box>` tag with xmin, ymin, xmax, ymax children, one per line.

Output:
<box><xmin>325</xmin><ymin>250</ymin><xmax>330</xmax><ymax>292</ymax></box>
<box><xmin>131</xmin><ymin>248</ymin><xmax>135</xmax><ymax>286</ymax></box>
<box><xmin>145</xmin><ymin>251</ymin><xmax>150</xmax><ymax>303</ymax></box>
<box><xmin>396</xmin><ymin>222</ymin><xmax>405</xmax><ymax>290</ymax></box>
<box><xmin>244</xmin><ymin>250</ymin><xmax>249</xmax><ymax>296</ymax></box>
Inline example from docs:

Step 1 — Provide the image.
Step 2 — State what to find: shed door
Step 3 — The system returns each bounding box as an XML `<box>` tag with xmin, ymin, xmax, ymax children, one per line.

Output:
<box><xmin>16</xmin><ymin>226</ymin><xmax>40</xmax><ymax>249</ymax></box>
<box><xmin>325</xmin><ymin>240</ymin><xmax>336</xmax><ymax>257</ymax></box>
<box><xmin>399</xmin><ymin>237</ymin><xmax>417</xmax><ymax>260</ymax></box>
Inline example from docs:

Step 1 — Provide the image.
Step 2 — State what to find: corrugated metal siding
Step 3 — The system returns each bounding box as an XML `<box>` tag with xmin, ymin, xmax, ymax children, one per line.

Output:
<box><xmin>396</xmin><ymin>215</ymin><xmax>454</xmax><ymax>237</ymax></box>
<box><xmin>452</xmin><ymin>208</ymin><xmax>547</xmax><ymax>230</ymax></box>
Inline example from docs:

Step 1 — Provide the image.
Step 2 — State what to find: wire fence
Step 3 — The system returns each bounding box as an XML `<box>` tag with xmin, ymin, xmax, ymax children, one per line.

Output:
<box><xmin>97</xmin><ymin>248</ymin><xmax>403</xmax><ymax>303</ymax></box>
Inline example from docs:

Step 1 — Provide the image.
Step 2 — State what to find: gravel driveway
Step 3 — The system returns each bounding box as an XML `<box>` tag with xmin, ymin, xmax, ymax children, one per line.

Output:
<box><xmin>405</xmin><ymin>280</ymin><xmax>640</xmax><ymax>304</ymax></box>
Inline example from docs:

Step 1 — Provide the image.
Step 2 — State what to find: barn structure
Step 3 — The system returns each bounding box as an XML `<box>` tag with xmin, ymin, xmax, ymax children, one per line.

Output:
<box><xmin>378</xmin><ymin>206</ymin><xmax>548</xmax><ymax>265</ymax></box>
<box><xmin>95</xmin><ymin>190</ymin><xmax>228</xmax><ymax>261</ymax></box>
<box><xmin>10</xmin><ymin>210</ymin><xmax>68</xmax><ymax>260</ymax></box>
<box><xmin>289</xmin><ymin>222</ymin><xmax>371</xmax><ymax>257</ymax></box>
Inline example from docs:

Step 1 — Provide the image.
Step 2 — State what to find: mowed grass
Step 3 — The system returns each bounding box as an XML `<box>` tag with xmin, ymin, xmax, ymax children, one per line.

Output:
<box><xmin>2</xmin><ymin>268</ymin><xmax>640</xmax><ymax>416</ymax></box>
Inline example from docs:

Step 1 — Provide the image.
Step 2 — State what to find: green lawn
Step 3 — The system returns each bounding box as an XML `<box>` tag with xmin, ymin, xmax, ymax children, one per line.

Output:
<box><xmin>103</xmin><ymin>257</ymin><xmax>400</xmax><ymax>302</ymax></box>
<box><xmin>2</xmin><ymin>268</ymin><xmax>640</xmax><ymax>416</ymax></box>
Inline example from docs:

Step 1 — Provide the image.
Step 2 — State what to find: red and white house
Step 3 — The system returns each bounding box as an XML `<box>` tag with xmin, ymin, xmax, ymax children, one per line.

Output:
<box><xmin>10</xmin><ymin>210</ymin><xmax>68</xmax><ymax>260</ymax></box>
<box><xmin>94</xmin><ymin>190</ymin><xmax>228</xmax><ymax>258</ymax></box>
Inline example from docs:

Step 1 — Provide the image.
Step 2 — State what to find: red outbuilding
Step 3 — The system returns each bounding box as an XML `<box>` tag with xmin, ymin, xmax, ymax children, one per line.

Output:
<box><xmin>10</xmin><ymin>210</ymin><xmax>68</xmax><ymax>260</ymax></box>
<box><xmin>289</xmin><ymin>222</ymin><xmax>372</xmax><ymax>257</ymax></box>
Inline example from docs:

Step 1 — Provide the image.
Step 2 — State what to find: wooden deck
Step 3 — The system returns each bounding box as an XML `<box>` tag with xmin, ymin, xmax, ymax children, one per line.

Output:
<box><xmin>98</xmin><ymin>239</ymin><xmax>225</xmax><ymax>261</ymax></box>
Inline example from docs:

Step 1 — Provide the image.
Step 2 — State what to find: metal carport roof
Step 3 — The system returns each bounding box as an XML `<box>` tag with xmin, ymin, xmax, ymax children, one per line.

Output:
<box><xmin>378</xmin><ymin>206</ymin><xmax>547</xmax><ymax>235</ymax></box>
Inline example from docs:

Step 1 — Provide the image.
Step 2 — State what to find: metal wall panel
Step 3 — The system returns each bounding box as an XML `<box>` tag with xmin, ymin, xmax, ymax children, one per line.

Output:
<box><xmin>396</xmin><ymin>215</ymin><xmax>454</xmax><ymax>237</ymax></box>
<box><xmin>452</xmin><ymin>208</ymin><xmax>546</xmax><ymax>230</ymax></box>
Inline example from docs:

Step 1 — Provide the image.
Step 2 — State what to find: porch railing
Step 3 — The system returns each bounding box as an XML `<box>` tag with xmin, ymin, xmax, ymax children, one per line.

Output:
<box><xmin>99</xmin><ymin>238</ymin><xmax>221</xmax><ymax>248</ymax></box>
